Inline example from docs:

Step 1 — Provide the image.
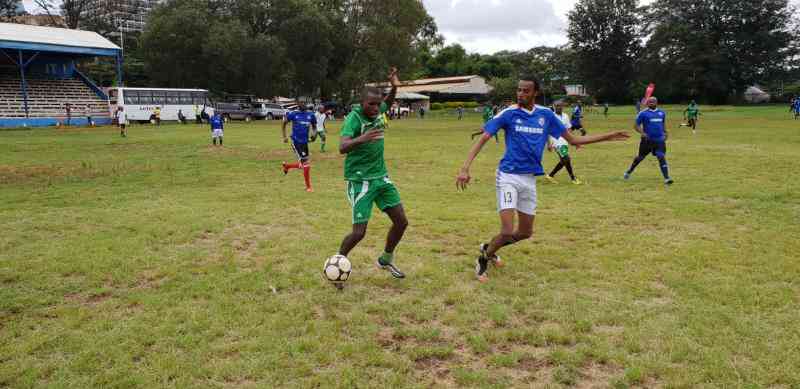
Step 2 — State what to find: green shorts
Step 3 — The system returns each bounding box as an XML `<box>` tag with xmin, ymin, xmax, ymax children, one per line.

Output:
<box><xmin>555</xmin><ymin>145</ymin><xmax>569</xmax><ymax>158</ymax></box>
<box><xmin>346</xmin><ymin>177</ymin><xmax>401</xmax><ymax>224</ymax></box>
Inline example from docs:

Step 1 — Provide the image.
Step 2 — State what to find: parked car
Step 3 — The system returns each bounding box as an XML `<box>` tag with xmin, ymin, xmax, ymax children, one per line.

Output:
<box><xmin>253</xmin><ymin>102</ymin><xmax>286</xmax><ymax>120</ymax></box>
<box><xmin>215</xmin><ymin>102</ymin><xmax>256</xmax><ymax>122</ymax></box>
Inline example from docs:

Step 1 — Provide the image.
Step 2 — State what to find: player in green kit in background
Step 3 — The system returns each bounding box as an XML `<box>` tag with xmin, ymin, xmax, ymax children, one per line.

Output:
<box><xmin>683</xmin><ymin>100</ymin><xmax>700</xmax><ymax>133</ymax></box>
<box><xmin>335</xmin><ymin>67</ymin><xmax>408</xmax><ymax>280</ymax></box>
<box><xmin>471</xmin><ymin>104</ymin><xmax>499</xmax><ymax>142</ymax></box>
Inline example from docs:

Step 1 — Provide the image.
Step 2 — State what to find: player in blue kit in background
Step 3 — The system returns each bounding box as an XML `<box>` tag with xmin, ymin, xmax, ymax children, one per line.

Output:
<box><xmin>456</xmin><ymin>75</ymin><xmax>629</xmax><ymax>282</ymax></box>
<box><xmin>571</xmin><ymin>102</ymin><xmax>586</xmax><ymax>135</ymax></box>
<box><xmin>210</xmin><ymin>111</ymin><xmax>224</xmax><ymax>146</ymax></box>
<box><xmin>624</xmin><ymin>97</ymin><xmax>674</xmax><ymax>185</ymax></box>
<box><xmin>282</xmin><ymin>104</ymin><xmax>318</xmax><ymax>192</ymax></box>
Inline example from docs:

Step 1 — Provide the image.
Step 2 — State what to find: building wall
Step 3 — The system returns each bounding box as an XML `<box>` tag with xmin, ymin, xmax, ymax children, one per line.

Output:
<box><xmin>565</xmin><ymin>84</ymin><xmax>588</xmax><ymax>97</ymax></box>
<box><xmin>79</xmin><ymin>0</ymin><xmax>161</xmax><ymax>33</ymax></box>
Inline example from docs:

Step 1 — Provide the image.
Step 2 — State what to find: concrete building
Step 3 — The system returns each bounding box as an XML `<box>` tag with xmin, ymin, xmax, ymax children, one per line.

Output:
<box><xmin>565</xmin><ymin>84</ymin><xmax>588</xmax><ymax>97</ymax></box>
<box><xmin>80</xmin><ymin>0</ymin><xmax>161</xmax><ymax>33</ymax></box>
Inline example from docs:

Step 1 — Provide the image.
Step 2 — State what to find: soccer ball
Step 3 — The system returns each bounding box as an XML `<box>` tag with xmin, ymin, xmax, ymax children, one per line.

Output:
<box><xmin>323</xmin><ymin>255</ymin><xmax>351</xmax><ymax>286</ymax></box>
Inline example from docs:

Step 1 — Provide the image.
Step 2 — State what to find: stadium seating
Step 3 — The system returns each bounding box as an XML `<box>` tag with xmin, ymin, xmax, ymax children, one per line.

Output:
<box><xmin>0</xmin><ymin>72</ymin><xmax>110</xmax><ymax>119</ymax></box>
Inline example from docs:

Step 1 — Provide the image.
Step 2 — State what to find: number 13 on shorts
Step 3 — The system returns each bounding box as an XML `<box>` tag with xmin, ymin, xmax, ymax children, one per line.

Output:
<box><xmin>495</xmin><ymin>171</ymin><xmax>538</xmax><ymax>215</ymax></box>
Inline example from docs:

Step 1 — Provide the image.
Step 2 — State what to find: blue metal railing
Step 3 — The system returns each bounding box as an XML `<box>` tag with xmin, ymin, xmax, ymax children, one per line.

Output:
<box><xmin>73</xmin><ymin>68</ymin><xmax>108</xmax><ymax>101</ymax></box>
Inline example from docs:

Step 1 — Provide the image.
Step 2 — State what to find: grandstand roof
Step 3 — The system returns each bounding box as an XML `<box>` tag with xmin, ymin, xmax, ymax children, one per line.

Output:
<box><xmin>368</xmin><ymin>75</ymin><xmax>492</xmax><ymax>96</ymax></box>
<box><xmin>0</xmin><ymin>22</ymin><xmax>120</xmax><ymax>57</ymax></box>
<box><xmin>396</xmin><ymin>92</ymin><xmax>430</xmax><ymax>100</ymax></box>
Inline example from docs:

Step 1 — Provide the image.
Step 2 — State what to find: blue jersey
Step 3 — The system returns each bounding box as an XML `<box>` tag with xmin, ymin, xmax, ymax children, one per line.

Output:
<box><xmin>286</xmin><ymin>111</ymin><xmax>317</xmax><ymax>144</ymax></box>
<box><xmin>484</xmin><ymin>105</ymin><xmax>567</xmax><ymax>175</ymax></box>
<box><xmin>572</xmin><ymin>105</ymin><xmax>583</xmax><ymax>120</ymax></box>
<box><xmin>571</xmin><ymin>106</ymin><xmax>583</xmax><ymax>127</ymax></box>
<box><xmin>210</xmin><ymin>115</ymin><xmax>224</xmax><ymax>130</ymax></box>
<box><xmin>636</xmin><ymin>109</ymin><xmax>667</xmax><ymax>142</ymax></box>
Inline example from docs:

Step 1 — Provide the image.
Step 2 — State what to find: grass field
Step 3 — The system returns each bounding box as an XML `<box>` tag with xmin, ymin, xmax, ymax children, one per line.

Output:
<box><xmin>1</xmin><ymin>105</ymin><xmax>799</xmax><ymax>388</ymax></box>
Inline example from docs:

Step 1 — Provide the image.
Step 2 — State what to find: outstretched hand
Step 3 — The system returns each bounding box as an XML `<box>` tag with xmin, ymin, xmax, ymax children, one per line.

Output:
<box><xmin>607</xmin><ymin>131</ymin><xmax>630</xmax><ymax>141</ymax></box>
<box><xmin>456</xmin><ymin>169</ymin><xmax>471</xmax><ymax>191</ymax></box>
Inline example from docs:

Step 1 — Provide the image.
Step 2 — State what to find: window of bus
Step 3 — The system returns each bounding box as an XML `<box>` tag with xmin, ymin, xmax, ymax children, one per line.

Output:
<box><xmin>153</xmin><ymin>91</ymin><xmax>166</xmax><ymax>105</ymax></box>
<box><xmin>179</xmin><ymin>92</ymin><xmax>192</xmax><ymax>105</ymax></box>
<box><xmin>167</xmin><ymin>91</ymin><xmax>180</xmax><ymax>105</ymax></box>
<box><xmin>138</xmin><ymin>90</ymin><xmax>153</xmax><ymax>105</ymax></box>
<box><xmin>124</xmin><ymin>90</ymin><xmax>139</xmax><ymax>104</ymax></box>
<box><xmin>192</xmin><ymin>92</ymin><xmax>207</xmax><ymax>106</ymax></box>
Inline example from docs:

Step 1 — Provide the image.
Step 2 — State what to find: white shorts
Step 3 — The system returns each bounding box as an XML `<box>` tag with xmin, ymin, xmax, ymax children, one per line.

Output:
<box><xmin>212</xmin><ymin>129</ymin><xmax>223</xmax><ymax>138</ymax></box>
<box><xmin>496</xmin><ymin>170</ymin><xmax>537</xmax><ymax>215</ymax></box>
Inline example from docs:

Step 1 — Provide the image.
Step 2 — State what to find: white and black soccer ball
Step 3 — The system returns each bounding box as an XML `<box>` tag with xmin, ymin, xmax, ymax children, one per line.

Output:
<box><xmin>323</xmin><ymin>255</ymin><xmax>351</xmax><ymax>285</ymax></box>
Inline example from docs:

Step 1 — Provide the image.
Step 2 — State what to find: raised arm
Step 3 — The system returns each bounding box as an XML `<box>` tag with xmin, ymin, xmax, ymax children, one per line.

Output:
<box><xmin>384</xmin><ymin>67</ymin><xmax>400</xmax><ymax>107</ymax></box>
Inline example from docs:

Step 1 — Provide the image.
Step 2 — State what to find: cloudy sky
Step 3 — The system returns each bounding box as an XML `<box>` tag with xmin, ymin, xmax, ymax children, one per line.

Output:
<box><xmin>420</xmin><ymin>0</ymin><xmax>651</xmax><ymax>54</ymax></box>
<box><xmin>421</xmin><ymin>0</ymin><xmax>800</xmax><ymax>54</ymax></box>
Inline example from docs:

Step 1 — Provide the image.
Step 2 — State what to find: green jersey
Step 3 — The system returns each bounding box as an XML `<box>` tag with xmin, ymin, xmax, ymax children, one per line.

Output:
<box><xmin>686</xmin><ymin>104</ymin><xmax>699</xmax><ymax>118</ymax></box>
<box><xmin>341</xmin><ymin>102</ymin><xmax>390</xmax><ymax>181</ymax></box>
<box><xmin>483</xmin><ymin>106</ymin><xmax>493</xmax><ymax>123</ymax></box>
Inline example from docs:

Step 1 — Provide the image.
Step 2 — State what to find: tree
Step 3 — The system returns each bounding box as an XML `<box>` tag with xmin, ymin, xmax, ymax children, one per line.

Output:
<box><xmin>139</xmin><ymin>0</ymin><xmax>440</xmax><ymax>101</ymax></box>
<box><xmin>0</xmin><ymin>0</ymin><xmax>20</xmax><ymax>21</ymax></box>
<box><xmin>488</xmin><ymin>77</ymin><xmax>517</xmax><ymax>104</ymax></box>
<box><xmin>642</xmin><ymin>0</ymin><xmax>800</xmax><ymax>103</ymax></box>
<box><xmin>141</xmin><ymin>0</ymin><xmax>288</xmax><ymax>95</ymax></box>
<box><xmin>319</xmin><ymin>0</ymin><xmax>442</xmax><ymax>102</ymax></box>
<box><xmin>567</xmin><ymin>0</ymin><xmax>641</xmax><ymax>103</ymax></box>
<box><xmin>32</xmin><ymin>0</ymin><xmax>84</xmax><ymax>28</ymax></box>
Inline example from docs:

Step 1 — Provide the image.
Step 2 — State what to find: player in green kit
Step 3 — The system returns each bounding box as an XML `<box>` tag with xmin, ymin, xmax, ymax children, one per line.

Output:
<box><xmin>335</xmin><ymin>67</ymin><xmax>408</xmax><ymax>280</ymax></box>
<box><xmin>683</xmin><ymin>100</ymin><xmax>700</xmax><ymax>133</ymax></box>
<box><xmin>471</xmin><ymin>104</ymin><xmax>499</xmax><ymax>142</ymax></box>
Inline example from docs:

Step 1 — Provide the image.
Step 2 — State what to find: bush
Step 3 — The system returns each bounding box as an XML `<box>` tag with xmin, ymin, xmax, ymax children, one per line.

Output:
<box><xmin>430</xmin><ymin>103</ymin><xmax>445</xmax><ymax>110</ymax></box>
<box><xmin>442</xmin><ymin>101</ymin><xmax>479</xmax><ymax>109</ymax></box>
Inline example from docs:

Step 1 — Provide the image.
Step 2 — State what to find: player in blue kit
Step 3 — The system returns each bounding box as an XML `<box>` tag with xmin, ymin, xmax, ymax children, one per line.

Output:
<box><xmin>456</xmin><ymin>75</ymin><xmax>629</xmax><ymax>282</ymax></box>
<box><xmin>571</xmin><ymin>102</ymin><xmax>586</xmax><ymax>135</ymax></box>
<box><xmin>792</xmin><ymin>98</ymin><xmax>800</xmax><ymax>120</ymax></box>
<box><xmin>282</xmin><ymin>104</ymin><xmax>318</xmax><ymax>192</ymax></box>
<box><xmin>210</xmin><ymin>111</ymin><xmax>224</xmax><ymax>146</ymax></box>
<box><xmin>624</xmin><ymin>97</ymin><xmax>674</xmax><ymax>185</ymax></box>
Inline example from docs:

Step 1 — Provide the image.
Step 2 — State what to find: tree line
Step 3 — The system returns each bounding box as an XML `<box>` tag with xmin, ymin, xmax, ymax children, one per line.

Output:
<box><xmin>5</xmin><ymin>0</ymin><xmax>799</xmax><ymax>104</ymax></box>
<box><xmin>138</xmin><ymin>0</ymin><xmax>440</xmax><ymax>103</ymax></box>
